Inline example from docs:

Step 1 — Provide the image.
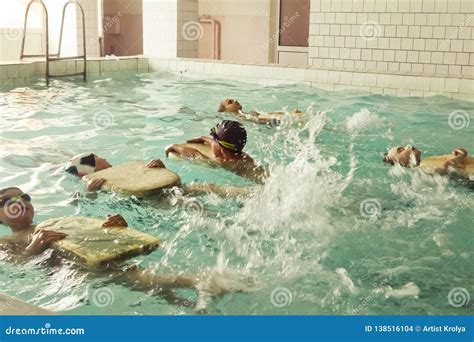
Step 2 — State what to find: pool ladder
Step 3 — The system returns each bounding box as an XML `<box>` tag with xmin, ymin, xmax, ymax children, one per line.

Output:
<box><xmin>20</xmin><ymin>0</ymin><xmax>87</xmax><ymax>85</ymax></box>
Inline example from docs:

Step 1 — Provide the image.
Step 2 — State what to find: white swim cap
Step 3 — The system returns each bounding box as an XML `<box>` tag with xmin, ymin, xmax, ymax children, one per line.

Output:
<box><xmin>65</xmin><ymin>153</ymin><xmax>96</xmax><ymax>177</ymax></box>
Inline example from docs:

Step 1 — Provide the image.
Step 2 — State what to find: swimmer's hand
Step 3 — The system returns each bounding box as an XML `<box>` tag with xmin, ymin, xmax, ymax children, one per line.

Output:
<box><xmin>146</xmin><ymin>159</ymin><xmax>166</xmax><ymax>169</ymax></box>
<box><xmin>102</xmin><ymin>214</ymin><xmax>128</xmax><ymax>228</ymax></box>
<box><xmin>25</xmin><ymin>229</ymin><xmax>67</xmax><ymax>256</ymax></box>
<box><xmin>186</xmin><ymin>136</ymin><xmax>213</xmax><ymax>145</ymax></box>
<box><xmin>441</xmin><ymin>148</ymin><xmax>468</xmax><ymax>172</ymax></box>
<box><xmin>452</xmin><ymin>148</ymin><xmax>468</xmax><ymax>158</ymax></box>
<box><xmin>87</xmin><ymin>178</ymin><xmax>106</xmax><ymax>192</ymax></box>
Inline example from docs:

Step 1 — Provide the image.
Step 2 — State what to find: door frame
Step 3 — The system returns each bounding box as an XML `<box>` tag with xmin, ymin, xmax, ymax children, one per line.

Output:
<box><xmin>271</xmin><ymin>0</ymin><xmax>309</xmax><ymax>65</ymax></box>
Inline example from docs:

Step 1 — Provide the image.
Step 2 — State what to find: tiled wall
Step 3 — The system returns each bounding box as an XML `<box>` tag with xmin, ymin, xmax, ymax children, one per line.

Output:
<box><xmin>0</xmin><ymin>56</ymin><xmax>149</xmax><ymax>90</ymax></box>
<box><xmin>148</xmin><ymin>57</ymin><xmax>474</xmax><ymax>101</ymax></box>
<box><xmin>177</xmin><ymin>0</ymin><xmax>199</xmax><ymax>58</ymax></box>
<box><xmin>143</xmin><ymin>0</ymin><xmax>198</xmax><ymax>58</ymax></box>
<box><xmin>308</xmin><ymin>0</ymin><xmax>474</xmax><ymax>77</ymax></box>
<box><xmin>1</xmin><ymin>56</ymin><xmax>473</xmax><ymax>101</ymax></box>
<box><xmin>76</xmin><ymin>0</ymin><xmax>101</xmax><ymax>58</ymax></box>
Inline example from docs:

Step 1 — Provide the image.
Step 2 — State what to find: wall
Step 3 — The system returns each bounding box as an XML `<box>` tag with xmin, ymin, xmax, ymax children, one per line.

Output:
<box><xmin>1</xmin><ymin>56</ymin><xmax>149</xmax><ymax>90</ymax></box>
<box><xmin>308</xmin><ymin>0</ymin><xmax>474</xmax><ymax>77</ymax></box>
<box><xmin>148</xmin><ymin>57</ymin><xmax>474</xmax><ymax>101</ymax></box>
<box><xmin>103</xmin><ymin>0</ymin><xmax>143</xmax><ymax>56</ymax></box>
<box><xmin>76</xmin><ymin>0</ymin><xmax>101</xmax><ymax>58</ymax></box>
<box><xmin>198</xmin><ymin>0</ymin><xmax>272</xmax><ymax>63</ymax></box>
<box><xmin>143</xmin><ymin>0</ymin><xmax>198</xmax><ymax>58</ymax></box>
<box><xmin>177</xmin><ymin>0</ymin><xmax>199</xmax><ymax>58</ymax></box>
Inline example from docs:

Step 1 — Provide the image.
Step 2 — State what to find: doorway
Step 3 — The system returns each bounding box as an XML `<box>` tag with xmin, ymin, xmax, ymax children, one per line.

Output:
<box><xmin>274</xmin><ymin>0</ymin><xmax>310</xmax><ymax>65</ymax></box>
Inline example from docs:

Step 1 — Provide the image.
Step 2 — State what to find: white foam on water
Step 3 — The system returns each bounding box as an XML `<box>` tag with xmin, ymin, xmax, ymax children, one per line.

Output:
<box><xmin>212</xmin><ymin>109</ymin><xmax>357</xmax><ymax>281</ymax></box>
<box><xmin>336</xmin><ymin>268</ymin><xmax>358</xmax><ymax>294</ymax></box>
<box><xmin>346</xmin><ymin>108</ymin><xmax>384</xmax><ymax>132</ymax></box>
<box><xmin>385</xmin><ymin>167</ymin><xmax>458</xmax><ymax>229</ymax></box>
<box><xmin>381</xmin><ymin>282</ymin><xmax>420</xmax><ymax>299</ymax></box>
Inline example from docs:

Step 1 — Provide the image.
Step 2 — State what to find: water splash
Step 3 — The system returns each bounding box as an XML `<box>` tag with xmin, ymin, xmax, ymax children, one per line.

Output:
<box><xmin>208</xmin><ymin>109</ymin><xmax>357</xmax><ymax>283</ymax></box>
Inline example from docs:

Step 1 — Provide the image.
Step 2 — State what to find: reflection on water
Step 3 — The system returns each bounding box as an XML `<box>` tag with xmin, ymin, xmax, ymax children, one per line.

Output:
<box><xmin>0</xmin><ymin>73</ymin><xmax>472</xmax><ymax>315</ymax></box>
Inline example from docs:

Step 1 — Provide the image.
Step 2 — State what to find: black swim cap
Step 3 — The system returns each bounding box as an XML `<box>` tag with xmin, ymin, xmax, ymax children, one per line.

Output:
<box><xmin>210</xmin><ymin>120</ymin><xmax>247</xmax><ymax>154</ymax></box>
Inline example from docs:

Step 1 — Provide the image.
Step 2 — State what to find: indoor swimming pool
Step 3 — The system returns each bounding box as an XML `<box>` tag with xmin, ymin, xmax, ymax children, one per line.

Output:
<box><xmin>0</xmin><ymin>72</ymin><xmax>472</xmax><ymax>315</ymax></box>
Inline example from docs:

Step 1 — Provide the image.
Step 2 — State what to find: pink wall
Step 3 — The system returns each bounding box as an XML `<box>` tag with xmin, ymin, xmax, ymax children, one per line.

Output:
<box><xmin>198</xmin><ymin>0</ymin><xmax>272</xmax><ymax>64</ymax></box>
<box><xmin>199</xmin><ymin>15</ymin><xmax>270</xmax><ymax>63</ymax></box>
<box><xmin>103</xmin><ymin>0</ymin><xmax>143</xmax><ymax>56</ymax></box>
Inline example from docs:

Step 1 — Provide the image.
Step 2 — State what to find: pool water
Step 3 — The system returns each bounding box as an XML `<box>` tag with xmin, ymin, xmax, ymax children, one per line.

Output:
<box><xmin>0</xmin><ymin>72</ymin><xmax>472</xmax><ymax>315</ymax></box>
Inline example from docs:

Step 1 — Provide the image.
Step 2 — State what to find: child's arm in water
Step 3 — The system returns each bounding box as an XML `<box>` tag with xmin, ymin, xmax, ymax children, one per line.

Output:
<box><xmin>186</xmin><ymin>136</ymin><xmax>213</xmax><ymax>145</ymax></box>
<box><xmin>165</xmin><ymin>144</ymin><xmax>210</xmax><ymax>160</ymax></box>
<box><xmin>24</xmin><ymin>229</ymin><xmax>67</xmax><ymax>256</ymax></box>
<box><xmin>105</xmin><ymin>216</ymin><xmax>248</xmax><ymax>308</ymax></box>
<box><xmin>436</xmin><ymin>148</ymin><xmax>468</xmax><ymax>174</ymax></box>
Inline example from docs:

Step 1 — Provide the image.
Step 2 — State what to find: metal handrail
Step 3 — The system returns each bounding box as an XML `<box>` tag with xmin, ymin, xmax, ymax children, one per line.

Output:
<box><xmin>19</xmin><ymin>0</ymin><xmax>88</xmax><ymax>84</ymax></box>
<box><xmin>57</xmin><ymin>0</ymin><xmax>87</xmax><ymax>81</ymax></box>
<box><xmin>20</xmin><ymin>0</ymin><xmax>50</xmax><ymax>83</ymax></box>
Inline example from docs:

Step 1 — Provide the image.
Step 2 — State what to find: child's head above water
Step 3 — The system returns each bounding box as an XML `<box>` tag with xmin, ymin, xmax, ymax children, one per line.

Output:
<box><xmin>383</xmin><ymin>145</ymin><xmax>422</xmax><ymax>167</ymax></box>
<box><xmin>65</xmin><ymin>153</ymin><xmax>112</xmax><ymax>177</ymax></box>
<box><xmin>0</xmin><ymin>187</ymin><xmax>34</xmax><ymax>230</ymax></box>
<box><xmin>218</xmin><ymin>99</ymin><xmax>242</xmax><ymax>113</ymax></box>
<box><xmin>210</xmin><ymin>120</ymin><xmax>247</xmax><ymax>156</ymax></box>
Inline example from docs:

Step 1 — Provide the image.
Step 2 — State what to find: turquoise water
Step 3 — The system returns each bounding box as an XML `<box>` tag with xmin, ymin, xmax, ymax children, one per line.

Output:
<box><xmin>0</xmin><ymin>72</ymin><xmax>472</xmax><ymax>315</ymax></box>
